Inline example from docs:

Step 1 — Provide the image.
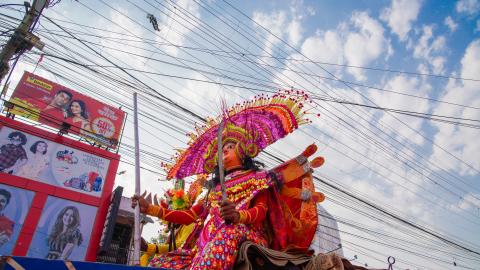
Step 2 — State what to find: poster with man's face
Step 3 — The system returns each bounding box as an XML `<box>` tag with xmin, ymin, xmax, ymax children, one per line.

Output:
<box><xmin>0</xmin><ymin>183</ymin><xmax>35</xmax><ymax>255</ymax></box>
<box><xmin>0</xmin><ymin>126</ymin><xmax>109</xmax><ymax>197</ymax></box>
<box><xmin>27</xmin><ymin>196</ymin><xmax>97</xmax><ymax>261</ymax></box>
<box><xmin>8</xmin><ymin>71</ymin><xmax>125</xmax><ymax>148</ymax></box>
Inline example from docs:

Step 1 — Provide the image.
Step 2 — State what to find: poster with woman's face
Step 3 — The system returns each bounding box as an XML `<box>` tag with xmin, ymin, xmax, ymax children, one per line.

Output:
<box><xmin>0</xmin><ymin>183</ymin><xmax>34</xmax><ymax>255</ymax></box>
<box><xmin>27</xmin><ymin>196</ymin><xmax>97</xmax><ymax>261</ymax></box>
<box><xmin>0</xmin><ymin>126</ymin><xmax>110</xmax><ymax>197</ymax></box>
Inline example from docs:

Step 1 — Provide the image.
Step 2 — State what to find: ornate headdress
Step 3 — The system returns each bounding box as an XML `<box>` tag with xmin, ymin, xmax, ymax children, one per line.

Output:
<box><xmin>163</xmin><ymin>90</ymin><xmax>312</xmax><ymax>179</ymax></box>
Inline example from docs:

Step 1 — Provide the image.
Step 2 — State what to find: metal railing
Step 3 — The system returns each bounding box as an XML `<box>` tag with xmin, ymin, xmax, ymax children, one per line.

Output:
<box><xmin>96</xmin><ymin>244</ymin><xmax>131</xmax><ymax>265</ymax></box>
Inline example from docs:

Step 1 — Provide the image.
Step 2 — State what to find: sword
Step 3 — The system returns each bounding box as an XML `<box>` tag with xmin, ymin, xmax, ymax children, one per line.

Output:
<box><xmin>217</xmin><ymin>120</ymin><xmax>227</xmax><ymax>201</ymax></box>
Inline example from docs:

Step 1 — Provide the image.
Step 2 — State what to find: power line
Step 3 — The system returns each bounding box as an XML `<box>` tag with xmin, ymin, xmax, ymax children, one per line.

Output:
<box><xmin>44</xmin><ymin>0</ymin><xmax>480</xmax><ymax>213</ymax></box>
<box><xmin>45</xmin><ymin>0</ymin><xmax>480</xmax><ymax>206</ymax></box>
<box><xmin>28</xmin><ymin>51</ymin><xmax>480</xmax><ymax>129</ymax></box>
<box><xmin>223</xmin><ymin>0</ymin><xmax>480</xmax><ymax>177</ymax></box>
<box><xmin>24</xmin><ymin>6</ymin><xmax>480</xmax><ymax>112</ymax></box>
<box><xmin>8</xmin><ymin>3</ymin><xmax>480</xmax><ymax>268</ymax></box>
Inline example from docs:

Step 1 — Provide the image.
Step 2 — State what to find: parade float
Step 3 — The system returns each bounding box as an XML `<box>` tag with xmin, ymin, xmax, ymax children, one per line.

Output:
<box><xmin>1</xmin><ymin>87</ymin><xmax>381</xmax><ymax>269</ymax></box>
<box><xmin>132</xmin><ymin>90</ymin><xmax>375</xmax><ymax>270</ymax></box>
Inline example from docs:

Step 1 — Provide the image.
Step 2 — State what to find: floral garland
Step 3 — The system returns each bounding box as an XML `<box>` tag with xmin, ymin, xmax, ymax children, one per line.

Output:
<box><xmin>164</xmin><ymin>188</ymin><xmax>191</xmax><ymax>210</ymax></box>
<box><xmin>209</xmin><ymin>171</ymin><xmax>272</xmax><ymax>209</ymax></box>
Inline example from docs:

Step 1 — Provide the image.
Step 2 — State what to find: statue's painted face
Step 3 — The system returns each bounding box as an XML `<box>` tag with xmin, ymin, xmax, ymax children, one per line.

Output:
<box><xmin>222</xmin><ymin>142</ymin><xmax>242</xmax><ymax>170</ymax></box>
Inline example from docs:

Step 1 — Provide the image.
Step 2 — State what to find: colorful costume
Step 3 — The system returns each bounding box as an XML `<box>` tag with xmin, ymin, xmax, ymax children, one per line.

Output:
<box><xmin>140</xmin><ymin>223</ymin><xmax>196</xmax><ymax>267</ymax></box>
<box><xmin>140</xmin><ymin>176</ymin><xmax>206</xmax><ymax>267</ymax></box>
<box><xmin>146</xmin><ymin>170</ymin><xmax>279</xmax><ymax>269</ymax></box>
<box><xmin>143</xmin><ymin>91</ymin><xmax>324</xmax><ymax>269</ymax></box>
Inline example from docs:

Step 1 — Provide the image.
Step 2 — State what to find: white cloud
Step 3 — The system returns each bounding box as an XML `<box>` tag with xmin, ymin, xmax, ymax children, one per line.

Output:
<box><xmin>476</xmin><ymin>19</ymin><xmax>480</xmax><ymax>32</ymax></box>
<box><xmin>413</xmin><ymin>25</ymin><xmax>447</xmax><ymax>74</ymax></box>
<box><xmin>386</xmin><ymin>40</ymin><xmax>395</xmax><ymax>60</ymax></box>
<box><xmin>99</xmin><ymin>7</ymin><xmax>146</xmax><ymax>68</ymax></box>
<box><xmin>430</xmin><ymin>39</ymin><xmax>480</xmax><ymax>175</ymax></box>
<box><xmin>252</xmin><ymin>4</ymin><xmax>390</xmax><ymax>80</ymax></box>
<box><xmin>450</xmin><ymin>193</ymin><xmax>480</xmax><ymax>213</ymax></box>
<box><xmin>306</xmin><ymin>6</ymin><xmax>316</xmax><ymax>16</ymax></box>
<box><xmin>416</xmin><ymin>63</ymin><xmax>429</xmax><ymax>75</ymax></box>
<box><xmin>431</xmin><ymin>56</ymin><xmax>446</xmax><ymax>74</ymax></box>
<box><xmin>300</xmin><ymin>30</ymin><xmax>344</xmax><ymax>65</ymax></box>
<box><xmin>344</xmin><ymin>12</ymin><xmax>389</xmax><ymax>81</ymax></box>
<box><xmin>381</xmin><ymin>0</ymin><xmax>422</xmax><ymax>41</ymax></box>
<box><xmin>431</xmin><ymin>35</ymin><xmax>447</xmax><ymax>51</ymax></box>
<box><xmin>287</xmin><ymin>19</ymin><xmax>303</xmax><ymax>46</ymax></box>
<box><xmin>413</xmin><ymin>25</ymin><xmax>432</xmax><ymax>58</ymax></box>
<box><xmin>369</xmin><ymin>75</ymin><xmax>431</xmax><ymax>145</ymax></box>
<box><xmin>155</xmin><ymin>0</ymin><xmax>200</xmax><ymax>56</ymax></box>
<box><xmin>252</xmin><ymin>5</ymin><xmax>308</xmax><ymax>56</ymax></box>
<box><xmin>456</xmin><ymin>0</ymin><xmax>480</xmax><ymax>15</ymax></box>
<box><xmin>252</xmin><ymin>10</ymin><xmax>287</xmax><ymax>61</ymax></box>
<box><xmin>252</xmin><ymin>10</ymin><xmax>287</xmax><ymax>38</ymax></box>
<box><xmin>444</xmin><ymin>16</ymin><xmax>458</xmax><ymax>32</ymax></box>
<box><xmin>176</xmin><ymin>72</ymin><xmax>240</xmax><ymax>114</ymax></box>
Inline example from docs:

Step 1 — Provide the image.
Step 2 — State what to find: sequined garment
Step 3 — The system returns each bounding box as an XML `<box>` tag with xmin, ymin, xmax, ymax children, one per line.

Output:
<box><xmin>190</xmin><ymin>170</ymin><xmax>271</xmax><ymax>270</ymax></box>
<box><xmin>148</xmin><ymin>170</ymin><xmax>274</xmax><ymax>269</ymax></box>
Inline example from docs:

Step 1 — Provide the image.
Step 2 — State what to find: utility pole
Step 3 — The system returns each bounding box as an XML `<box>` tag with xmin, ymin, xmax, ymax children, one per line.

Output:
<box><xmin>132</xmin><ymin>92</ymin><xmax>141</xmax><ymax>265</ymax></box>
<box><xmin>0</xmin><ymin>0</ymin><xmax>47</xmax><ymax>84</ymax></box>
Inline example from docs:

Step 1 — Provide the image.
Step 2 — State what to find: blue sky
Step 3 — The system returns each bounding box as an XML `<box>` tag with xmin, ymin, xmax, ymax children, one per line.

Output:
<box><xmin>1</xmin><ymin>0</ymin><xmax>480</xmax><ymax>269</ymax></box>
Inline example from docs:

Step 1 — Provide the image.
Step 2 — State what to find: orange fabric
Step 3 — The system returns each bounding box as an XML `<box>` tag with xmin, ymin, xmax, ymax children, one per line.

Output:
<box><xmin>264</xmin><ymin>105</ymin><xmax>296</xmax><ymax>133</ymax></box>
<box><xmin>238</xmin><ymin>191</ymin><xmax>268</xmax><ymax>224</ymax></box>
<box><xmin>280</xmin><ymin>186</ymin><xmax>302</xmax><ymax>198</ymax></box>
<box><xmin>270</xmin><ymin>144</ymin><xmax>325</xmax><ymax>252</ymax></box>
<box><xmin>146</xmin><ymin>203</ymin><xmax>205</xmax><ymax>225</ymax></box>
<box><xmin>280</xmin><ymin>187</ymin><xmax>325</xmax><ymax>203</ymax></box>
<box><xmin>278</xmin><ymin>160</ymin><xmax>309</xmax><ymax>183</ymax></box>
<box><xmin>281</xmin><ymin>173</ymin><xmax>319</xmax><ymax>251</ymax></box>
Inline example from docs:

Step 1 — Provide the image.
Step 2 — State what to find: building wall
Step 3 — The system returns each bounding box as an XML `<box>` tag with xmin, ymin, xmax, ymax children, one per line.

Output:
<box><xmin>310</xmin><ymin>205</ymin><xmax>344</xmax><ymax>257</ymax></box>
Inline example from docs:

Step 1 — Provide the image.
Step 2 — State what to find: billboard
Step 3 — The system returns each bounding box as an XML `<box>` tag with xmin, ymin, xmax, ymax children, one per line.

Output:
<box><xmin>0</xmin><ymin>126</ymin><xmax>110</xmax><ymax>197</ymax></box>
<box><xmin>27</xmin><ymin>196</ymin><xmax>97</xmax><ymax>261</ymax></box>
<box><xmin>8</xmin><ymin>71</ymin><xmax>125</xmax><ymax>148</ymax></box>
<box><xmin>0</xmin><ymin>116</ymin><xmax>120</xmax><ymax>261</ymax></box>
<box><xmin>0</xmin><ymin>183</ymin><xmax>35</xmax><ymax>256</ymax></box>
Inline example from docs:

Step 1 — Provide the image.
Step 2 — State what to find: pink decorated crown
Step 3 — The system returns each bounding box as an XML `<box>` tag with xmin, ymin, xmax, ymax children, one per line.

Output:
<box><xmin>163</xmin><ymin>90</ymin><xmax>313</xmax><ymax>179</ymax></box>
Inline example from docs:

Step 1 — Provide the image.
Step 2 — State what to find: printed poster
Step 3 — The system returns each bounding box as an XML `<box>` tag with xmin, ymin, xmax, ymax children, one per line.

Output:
<box><xmin>27</xmin><ymin>196</ymin><xmax>97</xmax><ymax>261</ymax></box>
<box><xmin>0</xmin><ymin>126</ymin><xmax>109</xmax><ymax>197</ymax></box>
<box><xmin>0</xmin><ymin>183</ymin><xmax>35</xmax><ymax>255</ymax></box>
<box><xmin>8</xmin><ymin>71</ymin><xmax>125</xmax><ymax>148</ymax></box>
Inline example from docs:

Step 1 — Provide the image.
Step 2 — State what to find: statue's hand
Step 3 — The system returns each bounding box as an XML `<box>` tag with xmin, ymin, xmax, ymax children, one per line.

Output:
<box><xmin>131</xmin><ymin>194</ymin><xmax>150</xmax><ymax>213</ymax></box>
<box><xmin>220</xmin><ymin>199</ymin><xmax>239</xmax><ymax>224</ymax></box>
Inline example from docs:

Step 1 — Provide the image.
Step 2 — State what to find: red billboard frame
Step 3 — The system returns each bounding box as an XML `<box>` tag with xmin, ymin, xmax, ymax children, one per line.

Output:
<box><xmin>8</xmin><ymin>71</ymin><xmax>125</xmax><ymax>148</ymax></box>
<box><xmin>0</xmin><ymin>115</ymin><xmax>119</xmax><ymax>261</ymax></box>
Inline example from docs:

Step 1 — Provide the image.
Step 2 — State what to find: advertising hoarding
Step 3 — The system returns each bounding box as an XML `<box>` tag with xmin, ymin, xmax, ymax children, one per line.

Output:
<box><xmin>0</xmin><ymin>183</ymin><xmax>35</xmax><ymax>255</ymax></box>
<box><xmin>0</xmin><ymin>126</ymin><xmax>109</xmax><ymax>197</ymax></box>
<box><xmin>0</xmin><ymin>115</ymin><xmax>120</xmax><ymax>261</ymax></box>
<box><xmin>27</xmin><ymin>196</ymin><xmax>97</xmax><ymax>261</ymax></box>
<box><xmin>8</xmin><ymin>71</ymin><xmax>125</xmax><ymax>148</ymax></box>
